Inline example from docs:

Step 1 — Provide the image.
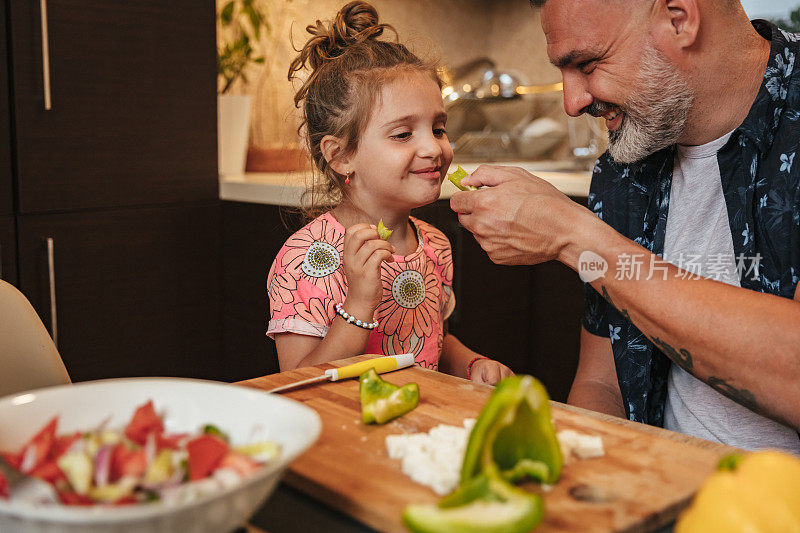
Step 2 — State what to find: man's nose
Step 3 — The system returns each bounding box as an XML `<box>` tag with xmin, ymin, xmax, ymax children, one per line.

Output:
<box><xmin>562</xmin><ymin>73</ymin><xmax>593</xmax><ymax>118</ymax></box>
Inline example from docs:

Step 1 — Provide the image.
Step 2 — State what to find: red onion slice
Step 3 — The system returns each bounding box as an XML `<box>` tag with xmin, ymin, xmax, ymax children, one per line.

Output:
<box><xmin>144</xmin><ymin>432</ymin><xmax>157</xmax><ymax>467</ymax></box>
<box><xmin>94</xmin><ymin>444</ymin><xmax>113</xmax><ymax>487</ymax></box>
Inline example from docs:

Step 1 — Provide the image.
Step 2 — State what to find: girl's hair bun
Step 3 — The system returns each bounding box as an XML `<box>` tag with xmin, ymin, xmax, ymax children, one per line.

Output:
<box><xmin>297</xmin><ymin>1</ymin><xmax>391</xmax><ymax>71</ymax></box>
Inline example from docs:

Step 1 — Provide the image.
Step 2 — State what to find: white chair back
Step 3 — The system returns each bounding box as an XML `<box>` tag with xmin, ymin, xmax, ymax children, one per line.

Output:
<box><xmin>0</xmin><ymin>280</ymin><xmax>70</xmax><ymax>397</ymax></box>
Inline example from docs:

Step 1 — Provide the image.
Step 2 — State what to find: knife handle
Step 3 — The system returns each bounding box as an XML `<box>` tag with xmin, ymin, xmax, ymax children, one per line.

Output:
<box><xmin>325</xmin><ymin>354</ymin><xmax>416</xmax><ymax>381</ymax></box>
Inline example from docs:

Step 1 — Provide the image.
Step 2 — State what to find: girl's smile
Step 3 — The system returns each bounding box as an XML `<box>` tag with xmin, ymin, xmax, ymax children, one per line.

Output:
<box><xmin>409</xmin><ymin>166</ymin><xmax>443</xmax><ymax>180</ymax></box>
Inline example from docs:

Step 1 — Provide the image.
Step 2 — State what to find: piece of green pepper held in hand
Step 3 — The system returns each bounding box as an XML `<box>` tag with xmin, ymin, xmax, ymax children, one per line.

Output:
<box><xmin>377</xmin><ymin>219</ymin><xmax>393</xmax><ymax>241</ymax></box>
<box><xmin>360</xmin><ymin>368</ymin><xmax>419</xmax><ymax>424</ymax></box>
<box><xmin>403</xmin><ymin>375</ymin><xmax>562</xmax><ymax>533</ymax></box>
<box><xmin>447</xmin><ymin>166</ymin><xmax>478</xmax><ymax>191</ymax></box>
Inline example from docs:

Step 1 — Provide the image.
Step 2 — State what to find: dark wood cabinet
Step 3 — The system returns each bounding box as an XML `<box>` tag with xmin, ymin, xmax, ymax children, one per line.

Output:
<box><xmin>0</xmin><ymin>216</ymin><xmax>16</xmax><ymax>284</ymax></box>
<box><xmin>17</xmin><ymin>203</ymin><xmax>222</xmax><ymax>381</ymax></box>
<box><xmin>221</xmin><ymin>202</ymin><xmax>301</xmax><ymax>382</ymax></box>
<box><xmin>8</xmin><ymin>0</ymin><xmax>217</xmax><ymax>213</ymax></box>
<box><xmin>0</xmin><ymin>0</ymin><xmax>13</xmax><ymax>216</ymax></box>
<box><xmin>3</xmin><ymin>2</ymin><xmax>221</xmax><ymax>382</ymax></box>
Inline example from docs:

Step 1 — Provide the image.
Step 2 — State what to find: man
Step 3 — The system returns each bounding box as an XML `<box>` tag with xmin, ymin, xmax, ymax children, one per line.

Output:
<box><xmin>450</xmin><ymin>0</ymin><xmax>800</xmax><ymax>452</ymax></box>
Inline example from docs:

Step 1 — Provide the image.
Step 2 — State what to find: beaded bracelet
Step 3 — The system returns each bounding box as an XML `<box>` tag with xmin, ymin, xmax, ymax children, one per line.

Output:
<box><xmin>335</xmin><ymin>302</ymin><xmax>379</xmax><ymax>330</ymax></box>
<box><xmin>466</xmin><ymin>356</ymin><xmax>490</xmax><ymax>380</ymax></box>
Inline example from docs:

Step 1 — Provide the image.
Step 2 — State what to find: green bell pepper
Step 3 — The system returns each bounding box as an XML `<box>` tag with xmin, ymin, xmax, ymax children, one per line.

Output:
<box><xmin>377</xmin><ymin>219</ymin><xmax>393</xmax><ymax>241</ymax></box>
<box><xmin>462</xmin><ymin>375</ymin><xmax>562</xmax><ymax>485</ymax></box>
<box><xmin>447</xmin><ymin>166</ymin><xmax>478</xmax><ymax>191</ymax></box>
<box><xmin>402</xmin><ymin>375</ymin><xmax>562</xmax><ymax>532</ymax></box>
<box><xmin>359</xmin><ymin>368</ymin><xmax>419</xmax><ymax>424</ymax></box>
<box><xmin>404</xmin><ymin>469</ymin><xmax>543</xmax><ymax>533</ymax></box>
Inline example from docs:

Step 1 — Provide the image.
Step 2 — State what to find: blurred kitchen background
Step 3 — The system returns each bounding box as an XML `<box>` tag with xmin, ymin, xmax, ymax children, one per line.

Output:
<box><xmin>220</xmin><ymin>0</ymin><xmax>604</xmax><ymax>170</ymax></box>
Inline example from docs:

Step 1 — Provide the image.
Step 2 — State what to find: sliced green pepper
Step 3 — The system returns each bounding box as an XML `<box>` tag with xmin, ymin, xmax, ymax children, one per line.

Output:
<box><xmin>377</xmin><ymin>219</ymin><xmax>393</xmax><ymax>241</ymax></box>
<box><xmin>447</xmin><ymin>166</ymin><xmax>478</xmax><ymax>191</ymax></box>
<box><xmin>402</xmin><ymin>375</ymin><xmax>562</xmax><ymax>533</ymax></box>
<box><xmin>462</xmin><ymin>375</ymin><xmax>562</xmax><ymax>485</ymax></box>
<box><xmin>359</xmin><ymin>368</ymin><xmax>419</xmax><ymax>424</ymax></box>
<box><xmin>404</xmin><ymin>469</ymin><xmax>543</xmax><ymax>533</ymax></box>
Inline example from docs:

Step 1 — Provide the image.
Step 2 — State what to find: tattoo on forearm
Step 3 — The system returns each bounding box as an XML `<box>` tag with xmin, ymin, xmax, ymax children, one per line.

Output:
<box><xmin>600</xmin><ymin>286</ymin><xmax>631</xmax><ymax>322</ymax></box>
<box><xmin>647</xmin><ymin>338</ymin><xmax>760</xmax><ymax>414</ymax></box>
<box><xmin>650</xmin><ymin>337</ymin><xmax>693</xmax><ymax>371</ymax></box>
<box><xmin>707</xmin><ymin>377</ymin><xmax>759</xmax><ymax>413</ymax></box>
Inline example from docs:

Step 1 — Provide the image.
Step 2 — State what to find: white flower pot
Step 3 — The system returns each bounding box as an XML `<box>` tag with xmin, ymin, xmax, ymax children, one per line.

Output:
<box><xmin>217</xmin><ymin>94</ymin><xmax>252</xmax><ymax>177</ymax></box>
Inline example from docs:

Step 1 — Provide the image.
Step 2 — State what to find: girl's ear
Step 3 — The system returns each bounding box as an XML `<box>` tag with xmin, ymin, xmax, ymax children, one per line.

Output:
<box><xmin>320</xmin><ymin>135</ymin><xmax>350</xmax><ymax>175</ymax></box>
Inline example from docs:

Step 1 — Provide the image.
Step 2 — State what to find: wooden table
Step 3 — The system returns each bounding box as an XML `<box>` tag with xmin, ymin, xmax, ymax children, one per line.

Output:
<box><xmin>239</xmin><ymin>356</ymin><xmax>737</xmax><ymax>533</ymax></box>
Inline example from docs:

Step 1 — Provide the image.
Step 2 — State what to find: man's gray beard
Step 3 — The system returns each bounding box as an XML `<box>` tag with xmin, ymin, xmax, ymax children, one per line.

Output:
<box><xmin>607</xmin><ymin>44</ymin><xmax>693</xmax><ymax>164</ymax></box>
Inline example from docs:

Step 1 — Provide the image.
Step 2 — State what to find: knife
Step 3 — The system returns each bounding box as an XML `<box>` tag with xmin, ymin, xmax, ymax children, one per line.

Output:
<box><xmin>268</xmin><ymin>354</ymin><xmax>416</xmax><ymax>394</ymax></box>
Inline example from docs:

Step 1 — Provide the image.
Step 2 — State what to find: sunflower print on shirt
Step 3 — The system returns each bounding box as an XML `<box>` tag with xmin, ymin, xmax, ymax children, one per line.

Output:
<box><xmin>267</xmin><ymin>212</ymin><xmax>455</xmax><ymax>370</ymax></box>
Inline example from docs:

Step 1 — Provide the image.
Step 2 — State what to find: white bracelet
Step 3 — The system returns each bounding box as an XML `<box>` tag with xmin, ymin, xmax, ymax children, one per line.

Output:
<box><xmin>335</xmin><ymin>302</ymin><xmax>379</xmax><ymax>330</ymax></box>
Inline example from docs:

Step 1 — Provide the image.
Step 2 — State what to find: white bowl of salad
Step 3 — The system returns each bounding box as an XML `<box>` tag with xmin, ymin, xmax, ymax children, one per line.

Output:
<box><xmin>0</xmin><ymin>378</ymin><xmax>321</xmax><ymax>533</ymax></box>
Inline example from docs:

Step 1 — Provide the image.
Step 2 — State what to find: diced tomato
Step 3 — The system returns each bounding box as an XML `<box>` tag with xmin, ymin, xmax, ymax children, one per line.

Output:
<box><xmin>186</xmin><ymin>435</ymin><xmax>229</xmax><ymax>481</ymax></box>
<box><xmin>58</xmin><ymin>490</ymin><xmax>94</xmax><ymax>506</ymax></box>
<box><xmin>218</xmin><ymin>452</ymin><xmax>260</xmax><ymax>477</ymax></box>
<box><xmin>29</xmin><ymin>459</ymin><xmax>65</xmax><ymax>484</ymax></box>
<box><xmin>124</xmin><ymin>401</ymin><xmax>164</xmax><ymax>445</ymax></box>
<box><xmin>110</xmin><ymin>445</ymin><xmax>147</xmax><ymax>481</ymax></box>
<box><xmin>51</xmin><ymin>432</ymin><xmax>81</xmax><ymax>460</ymax></box>
<box><xmin>19</xmin><ymin>417</ymin><xmax>58</xmax><ymax>473</ymax></box>
<box><xmin>156</xmin><ymin>432</ymin><xmax>188</xmax><ymax>451</ymax></box>
<box><xmin>0</xmin><ymin>471</ymin><xmax>8</xmax><ymax>499</ymax></box>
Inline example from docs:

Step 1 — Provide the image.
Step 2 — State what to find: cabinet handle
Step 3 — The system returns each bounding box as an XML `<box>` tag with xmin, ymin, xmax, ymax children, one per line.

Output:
<box><xmin>40</xmin><ymin>0</ymin><xmax>52</xmax><ymax>110</ymax></box>
<box><xmin>46</xmin><ymin>237</ymin><xmax>58</xmax><ymax>346</ymax></box>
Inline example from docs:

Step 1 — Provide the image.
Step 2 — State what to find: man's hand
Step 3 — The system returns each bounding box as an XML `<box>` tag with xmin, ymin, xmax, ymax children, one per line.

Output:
<box><xmin>449</xmin><ymin>165</ymin><xmax>584</xmax><ymax>265</ymax></box>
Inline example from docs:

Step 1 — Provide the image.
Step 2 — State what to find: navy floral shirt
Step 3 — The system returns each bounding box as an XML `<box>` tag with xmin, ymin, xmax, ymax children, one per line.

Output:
<box><xmin>583</xmin><ymin>20</ymin><xmax>800</xmax><ymax>426</ymax></box>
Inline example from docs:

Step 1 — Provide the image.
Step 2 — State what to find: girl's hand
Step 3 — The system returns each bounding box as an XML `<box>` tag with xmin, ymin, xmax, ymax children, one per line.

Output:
<box><xmin>342</xmin><ymin>223</ymin><xmax>395</xmax><ymax>316</ymax></box>
<box><xmin>470</xmin><ymin>358</ymin><xmax>514</xmax><ymax>385</ymax></box>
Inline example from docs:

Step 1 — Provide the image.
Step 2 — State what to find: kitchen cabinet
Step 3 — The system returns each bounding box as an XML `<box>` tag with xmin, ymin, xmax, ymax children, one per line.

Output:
<box><xmin>1</xmin><ymin>1</ymin><xmax>13</xmax><ymax>216</ymax></box>
<box><xmin>0</xmin><ymin>216</ymin><xmax>16</xmax><ymax>284</ymax></box>
<box><xmin>223</xmin><ymin>198</ymin><xmax>586</xmax><ymax>399</ymax></box>
<box><xmin>221</xmin><ymin>202</ymin><xmax>297</xmax><ymax>382</ymax></box>
<box><xmin>2</xmin><ymin>1</ymin><xmax>221</xmax><ymax>382</ymax></box>
<box><xmin>17</xmin><ymin>203</ymin><xmax>222</xmax><ymax>382</ymax></box>
<box><xmin>1</xmin><ymin>3</ymin><xmax>16</xmax><ymax>285</ymax></box>
<box><xmin>7</xmin><ymin>0</ymin><xmax>217</xmax><ymax>213</ymax></box>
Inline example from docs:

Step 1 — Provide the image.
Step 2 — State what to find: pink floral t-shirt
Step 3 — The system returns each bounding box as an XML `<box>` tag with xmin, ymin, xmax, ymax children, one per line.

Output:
<box><xmin>267</xmin><ymin>212</ymin><xmax>455</xmax><ymax>370</ymax></box>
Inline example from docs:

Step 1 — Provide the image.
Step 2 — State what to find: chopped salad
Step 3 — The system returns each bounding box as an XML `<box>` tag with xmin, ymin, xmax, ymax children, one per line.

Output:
<box><xmin>0</xmin><ymin>400</ymin><xmax>280</xmax><ymax>506</ymax></box>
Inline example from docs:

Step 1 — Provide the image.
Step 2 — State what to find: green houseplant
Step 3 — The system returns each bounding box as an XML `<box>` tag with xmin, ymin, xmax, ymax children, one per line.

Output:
<box><xmin>217</xmin><ymin>0</ymin><xmax>269</xmax><ymax>175</ymax></box>
<box><xmin>217</xmin><ymin>0</ymin><xmax>268</xmax><ymax>94</ymax></box>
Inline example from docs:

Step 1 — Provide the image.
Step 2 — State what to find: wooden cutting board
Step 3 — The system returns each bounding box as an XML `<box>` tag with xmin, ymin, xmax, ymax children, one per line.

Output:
<box><xmin>237</xmin><ymin>356</ymin><xmax>736</xmax><ymax>533</ymax></box>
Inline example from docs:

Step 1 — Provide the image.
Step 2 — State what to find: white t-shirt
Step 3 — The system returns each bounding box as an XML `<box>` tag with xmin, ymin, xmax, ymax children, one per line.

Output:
<box><xmin>662</xmin><ymin>132</ymin><xmax>800</xmax><ymax>453</ymax></box>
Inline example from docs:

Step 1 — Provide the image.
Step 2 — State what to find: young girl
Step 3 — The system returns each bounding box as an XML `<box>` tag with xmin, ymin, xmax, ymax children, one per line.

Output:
<box><xmin>267</xmin><ymin>1</ymin><xmax>513</xmax><ymax>385</ymax></box>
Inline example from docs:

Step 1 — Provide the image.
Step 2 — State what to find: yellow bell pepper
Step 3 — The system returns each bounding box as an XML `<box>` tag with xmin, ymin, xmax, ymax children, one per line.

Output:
<box><xmin>676</xmin><ymin>450</ymin><xmax>800</xmax><ymax>533</ymax></box>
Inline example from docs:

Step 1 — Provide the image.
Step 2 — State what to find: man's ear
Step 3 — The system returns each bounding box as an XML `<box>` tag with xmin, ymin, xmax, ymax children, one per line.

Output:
<box><xmin>320</xmin><ymin>135</ymin><xmax>350</xmax><ymax>175</ymax></box>
<box><xmin>654</xmin><ymin>0</ymin><xmax>700</xmax><ymax>50</ymax></box>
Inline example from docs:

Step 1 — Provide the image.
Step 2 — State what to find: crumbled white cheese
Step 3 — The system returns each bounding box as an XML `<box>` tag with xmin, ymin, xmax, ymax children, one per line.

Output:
<box><xmin>385</xmin><ymin>419</ymin><xmax>475</xmax><ymax>495</ymax></box>
<box><xmin>557</xmin><ymin>429</ymin><xmax>605</xmax><ymax>459</ymax></box>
